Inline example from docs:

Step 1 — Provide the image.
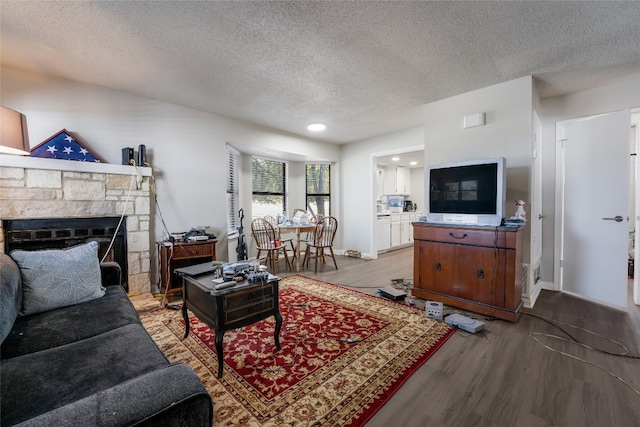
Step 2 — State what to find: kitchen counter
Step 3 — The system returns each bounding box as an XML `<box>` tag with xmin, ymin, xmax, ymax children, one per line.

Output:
<box><xmin>377</xmin><ymin>211</ymin><xmax>420</xmax><ymax>216</ymax></box>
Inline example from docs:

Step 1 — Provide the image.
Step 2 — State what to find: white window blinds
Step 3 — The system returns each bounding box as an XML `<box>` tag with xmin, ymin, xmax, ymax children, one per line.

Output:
<box><xmin>227</xmin><ymin>144</ymin><xmax>240</xmax><ymax>235</ymax></box>
<box><xmin>252</xmin><ymin>157</ymin><xmax>287</xmax><ymax>219</ymax></box>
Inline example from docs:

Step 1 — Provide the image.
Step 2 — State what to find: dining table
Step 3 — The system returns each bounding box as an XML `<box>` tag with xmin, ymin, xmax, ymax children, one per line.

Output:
<box><xmin>277</xmin><ymin>223</ymin><xmax>316</xmax><ymax>272</ymax></box>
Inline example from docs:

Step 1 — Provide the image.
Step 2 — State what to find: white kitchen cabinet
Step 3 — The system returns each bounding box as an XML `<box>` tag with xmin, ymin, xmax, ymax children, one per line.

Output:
<box><xmin>383</xmin><ymin>166</ymin><xmax>411</xmax><ymax>195</ymax></box>
<box><xmin>408</xmin><ymin>213</ymin><xmax>421</xmax><ymax>242</ymax></box>
<box><xmin>390</xmin><ymin>215</ymin><xmax>402</xmax><ymax>247</ymax></box>
<box><xmin>400</xmin><ymin>221</ymin><xmax>411</xmax><ymax>245</ymax></box>
<box><xmin>395</xmin><ymin>167</ymin><xmax>411</xmax><ymax>195</ymax></box>
<box><xmin>388</xmin><ymin>213</ymin><xmax>422</xmax><ymax>249</ymax></box>
<box><xmin>383</xmin><ymin>166</ymin><xmax>396</xmax><ymax>195</ymax></box>
<box><xmin>376</xmin><ymin>215</ymin><xmax>391</xmax><ymax>251</ymax></box>
<box><xmin>400</xmin><ymin>213</ymin><xmax>413</xmax><ymax>245</ymax></box>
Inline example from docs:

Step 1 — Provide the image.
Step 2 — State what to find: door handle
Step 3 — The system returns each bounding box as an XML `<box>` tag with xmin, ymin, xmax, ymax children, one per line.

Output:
<box><xmin>602</xmin><ymin>216</ymin><xmax>624</xmax><ymax>222</ymax></box>
<box><xmin>538</xmin><ymin>214</ymin><xmax>545</xmax><ymax>220</ymax></box>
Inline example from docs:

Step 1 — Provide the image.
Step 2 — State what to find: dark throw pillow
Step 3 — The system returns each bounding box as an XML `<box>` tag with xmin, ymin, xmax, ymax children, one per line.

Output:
<box><xmin>0</xmin><ymin>252</ymin><xmax>22</xmax><ymax>343</ymax></box>
<box><xmin>10</xmin><ymin>241</ymin><xmax>105</xmax><ymax>316</ymax></box>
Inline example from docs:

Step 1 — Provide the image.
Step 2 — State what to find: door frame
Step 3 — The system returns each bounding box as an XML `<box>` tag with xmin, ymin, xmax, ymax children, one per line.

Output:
<box><xmin>524</xmin><ymin>109</ymin><xmax>544</xmax><ymax>308</ymax></box>
<box><xmin>555</xmin><ymin>111</ymin><xmax>636</xmax><ymax>305</ymax></box>
<box><xmin>632</xmin><ymin>110</ymin><xmax>640</xmax><ymax>305</ymax></box>
<box><xmin>369</xmin><ymin>144</ymin><xmax>424</xmax><ymax>260</ymax></box>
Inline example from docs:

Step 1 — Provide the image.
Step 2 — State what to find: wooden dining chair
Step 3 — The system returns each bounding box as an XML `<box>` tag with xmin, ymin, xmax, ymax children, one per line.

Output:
<box><xmin>264</xmin><ymin>215</ymin><xmax>297</xmax><ymax>261</ymax></box>
<box><xmin>302</xmin><ymin>216</ymin><xmax>339</xmax><ymax>273</ymax></box>
<box><xmin>251</xmin><ymin>218</ymin><xmax>292</xmax><ymax>273</ymax></box>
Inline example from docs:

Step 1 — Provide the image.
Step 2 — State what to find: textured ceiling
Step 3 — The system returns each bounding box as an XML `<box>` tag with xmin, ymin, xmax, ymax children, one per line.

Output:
<box><xmin>1</xmin><ymin>1</ymin><xmax>639</xmax><ymax>144</ymax></box>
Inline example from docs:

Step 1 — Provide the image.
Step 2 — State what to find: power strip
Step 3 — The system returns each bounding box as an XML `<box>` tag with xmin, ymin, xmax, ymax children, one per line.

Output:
<box><xmin>444</xmin><ymin>313</ymin><xmax>485</xmax><ymax>333</ymax></box>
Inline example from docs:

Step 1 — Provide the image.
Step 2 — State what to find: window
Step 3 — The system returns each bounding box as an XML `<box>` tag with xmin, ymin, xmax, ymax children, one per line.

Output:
<box><xmin>306</xmin><ymin>164</ymin><xmax>330</xmax><ymax>218</ymax></box>
<box><xmin>252</xmin><ymin>157</ymin><xmax>287</xmax><ymax>219</ymax></box>
<box><xmin>226</xmin><ymin>144</ymin><xmax>240</xmax><ymax>235</ymax></box>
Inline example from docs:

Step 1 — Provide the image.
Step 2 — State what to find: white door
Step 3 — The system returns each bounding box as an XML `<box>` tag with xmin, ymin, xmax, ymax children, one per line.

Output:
<box><xmin>560</xmin><ymin>110</ymin><xmax>630</xmax><ymax>307</ymax></box>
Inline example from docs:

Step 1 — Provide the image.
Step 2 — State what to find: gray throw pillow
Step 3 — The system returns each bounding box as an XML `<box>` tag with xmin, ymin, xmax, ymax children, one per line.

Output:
<box><xmin>10</xmin><ymin>241</ymin><xmax>105</xmax><ymax>316</ymax></box>
<box><xmin>1</xmin><ymin>252</ymin><xmax>22</xmax><ymax>343</ymax></box>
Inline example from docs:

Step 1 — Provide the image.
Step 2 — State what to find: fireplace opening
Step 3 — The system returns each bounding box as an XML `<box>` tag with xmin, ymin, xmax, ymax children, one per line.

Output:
<box><xmin>3</xmin><ymin>217</ymin><xmax>128</xmax><ymax>291</ymax></box>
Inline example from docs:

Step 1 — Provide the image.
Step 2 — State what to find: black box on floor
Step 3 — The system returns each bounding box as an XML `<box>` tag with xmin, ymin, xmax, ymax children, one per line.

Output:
<box><xmin>377</xmin><ymin>287</ymin><xmax>406</xmax><ymax>301</ymax></box>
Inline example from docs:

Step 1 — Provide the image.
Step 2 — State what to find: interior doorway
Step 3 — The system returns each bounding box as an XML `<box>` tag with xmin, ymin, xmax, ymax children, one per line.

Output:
<box><xmin>369</xmin><ymin>145</ymin><xmax>424</xmax><ymax>260</ymax></box>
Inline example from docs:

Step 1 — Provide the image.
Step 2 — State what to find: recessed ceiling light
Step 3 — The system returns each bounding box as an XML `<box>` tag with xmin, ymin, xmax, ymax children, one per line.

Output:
<box><xmin>391</xmin><ymin>157</ymin><xmax>400</xmax><ymax>161</ymax></box>
<box><xmin>307</xmin><ymin>123</ymin><xmax>326</xmax><ymax>132</ymax></box>
<box><xmin>410</xmin><ymin>161</ymin><xmax>418</xmax><ymax>166</ymax></box>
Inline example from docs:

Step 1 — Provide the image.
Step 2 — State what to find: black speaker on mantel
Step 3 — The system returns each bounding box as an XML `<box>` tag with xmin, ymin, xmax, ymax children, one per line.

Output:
<box><xmin>122</xmin><ymin>147</ymin><xmax>134</xmax><ymax>165</ymax></box>
<box><xmin>137</xmin><ymin>144</ymin><xmax>146</xmax><ymax>166</ymax></box>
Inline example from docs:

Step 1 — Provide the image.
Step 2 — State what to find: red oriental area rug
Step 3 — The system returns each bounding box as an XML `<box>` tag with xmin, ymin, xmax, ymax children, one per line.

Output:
<box><xmin>141</xmin><ymin>275</ymin><xmax>454</xmax><ymax>426</ymax></box>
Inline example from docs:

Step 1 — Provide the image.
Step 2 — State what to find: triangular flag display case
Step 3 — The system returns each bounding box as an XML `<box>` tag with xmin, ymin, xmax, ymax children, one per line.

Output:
<box><xmin>30</xmin><ymin>129</ymin><xmax>104</xmax><ymax>163</ymax></box>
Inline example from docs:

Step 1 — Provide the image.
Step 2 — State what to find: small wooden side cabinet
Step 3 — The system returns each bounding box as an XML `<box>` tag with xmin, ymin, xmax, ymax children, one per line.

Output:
<box><xmin>413</xmin><ymin>223</ymin><xmax>523</xmax><ymax>322</ymax></box>
<box><xmin>157</xmin><ymin>240</ymin><xmax>217</xmax><ymax>298</ymax></box>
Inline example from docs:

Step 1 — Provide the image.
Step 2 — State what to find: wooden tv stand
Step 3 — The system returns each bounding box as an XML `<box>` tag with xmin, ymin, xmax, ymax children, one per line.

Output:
<box><xmin>412</xmin><ymin>222</ymin><xmax>523</xmax><ymax>322</ymax></box>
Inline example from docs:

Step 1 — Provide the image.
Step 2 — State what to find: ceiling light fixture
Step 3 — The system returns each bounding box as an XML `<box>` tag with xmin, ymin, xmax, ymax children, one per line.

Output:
<box><xmin>410</xmin><ymin>161</ymin><xmax>418</xmax><ymax>166</ymax></box>
<box><xmin>307</xmin><ymin>123</ymin><xmax>326</xmax><ymax>132</ymax></box>
<box><xmin>391</xmin><ymin>157</ymin><xmax>400</xmax><ymax>161</ymax></box>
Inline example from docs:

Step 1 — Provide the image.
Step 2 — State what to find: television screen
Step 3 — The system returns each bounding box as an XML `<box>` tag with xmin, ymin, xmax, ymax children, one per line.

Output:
<box><xmin>429</xmin><ymin>163</ymin><xmax>498</xmax><ymax>215</ymax></box>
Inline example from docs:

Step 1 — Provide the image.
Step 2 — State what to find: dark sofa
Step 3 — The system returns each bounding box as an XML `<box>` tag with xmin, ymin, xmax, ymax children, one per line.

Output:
<box><xmin>0</xmin><ymin>248</ymin><xmax>213</xmax><ymax>426</ymax></box>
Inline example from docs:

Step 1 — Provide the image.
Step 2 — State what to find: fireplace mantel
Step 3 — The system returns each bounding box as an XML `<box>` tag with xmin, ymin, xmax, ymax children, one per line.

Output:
<box><xmin>0</xmin><ymin>154</ymin><xmax>154</xmax><ymax>294</ymax></box>
<box><xmin>0</xmin><ymin>154</ymin><xmax>153</xmax><ymax>177</ymax></box>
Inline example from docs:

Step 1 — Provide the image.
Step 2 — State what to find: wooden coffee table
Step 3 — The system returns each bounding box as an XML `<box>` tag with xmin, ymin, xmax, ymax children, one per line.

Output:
<box><xmin>175</xmin><ymin>264</ymin><xmax>282</xmax><ymax>378</ymax></box>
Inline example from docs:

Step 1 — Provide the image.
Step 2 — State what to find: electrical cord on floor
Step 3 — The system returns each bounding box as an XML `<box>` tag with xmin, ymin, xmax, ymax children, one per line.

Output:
<box><xmin>524</xmin><ymin>311</ymin><xmax>640</xmax><ymax>398</ymax></box>
<box><xmin>523</xmin><ymin>311</ymin><xmax>640</xmax><ymax>359</ymax></box>
<box><xmin>528</xmin><ymin>332</ymin><xmax>640</xmax><ymax>397</ymax></box>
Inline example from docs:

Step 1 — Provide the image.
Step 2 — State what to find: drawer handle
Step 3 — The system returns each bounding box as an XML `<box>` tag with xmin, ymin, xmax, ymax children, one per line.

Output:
<box><xmin>247</xmin><ymin>292</ymin><xmax>254</xmax><ymax>300</ymax></box>
<box><xmin>449</xmin><ymin>232</ymin><xmax>468</xmax><ymax>239</ymax></box>
<box><xmin>247</xmin><ymin>307</ymin><xmax>254</xmax><ymax>314</ymax></box>
<box><xmin>477</xmin><ymin>269</ymin><xmax>484</xmax><ymax>279</ymax></box>
<box><xmin>435</xmin><ymin>262</ymin><xmax>442</xmax><ymax>271</ymax></box>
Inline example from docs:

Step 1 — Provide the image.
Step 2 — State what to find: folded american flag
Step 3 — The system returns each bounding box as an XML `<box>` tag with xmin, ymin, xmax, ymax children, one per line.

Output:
<box><xmin>30</xmin><ymin>129</ymin><xmax>102</xmax><ymax>162</ymax></box>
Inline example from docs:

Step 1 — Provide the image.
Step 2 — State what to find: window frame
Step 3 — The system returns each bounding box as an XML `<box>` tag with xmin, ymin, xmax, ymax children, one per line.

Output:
<box><xmin>305</xmin><ymin>163</ymin><xmax>331</xmax><ymax>217</ymax></box>
<box><xmin>251</xmin><ymin>156</ymin><xmax>288</xmax><ymax>220</ymax></box>
<box><xmin>226</xmin><ymin>144</ymin><xmax>240</xmax><ymax>236</ymax></box>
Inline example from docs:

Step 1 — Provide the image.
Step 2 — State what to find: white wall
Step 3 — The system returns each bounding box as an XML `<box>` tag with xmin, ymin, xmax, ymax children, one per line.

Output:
<box><xmin>423</xmin><ymin>76</ymin><xmax>534</xmax><ymax>263</ymax></box>
<box><xmin>538</xmin><ymin>78</ymin><xmax>640</xmax><ymax>284</ymax></box>
<box><xmin>424</xmin><ymin>76</ymin><xmax>532</xmax><ymax>195</ymax></box>
<box><xmin>1</xmin><ymin>66</ymin><xmax>340</xmax><ymax>280</ymax></box>
<box><xmin>340</xmin><ymin>126</ymin><xmax>424</xmax><ymax>257</ymax></box>
<box><xmin>409</xmin><ymin>167</ymin><xmax>425</xmax><ymax>212</ymax></box>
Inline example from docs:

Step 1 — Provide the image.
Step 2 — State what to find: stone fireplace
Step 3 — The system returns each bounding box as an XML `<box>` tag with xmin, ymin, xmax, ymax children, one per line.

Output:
<box><xmin>3</xmin><ymin>217</ymin><xmax>129</xmax><ymax>290</ymax></box>
<box><xmin>0</xmin><ymin>155</ymin><xmax>153</xmax><ymax>294</ymax></box>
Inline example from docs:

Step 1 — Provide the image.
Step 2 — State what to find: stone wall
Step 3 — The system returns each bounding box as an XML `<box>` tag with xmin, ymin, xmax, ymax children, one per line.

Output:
<box><xmin>0</xmin><ymin>156</ymin><xmax>153</xmax><ymax>294</ymax></box>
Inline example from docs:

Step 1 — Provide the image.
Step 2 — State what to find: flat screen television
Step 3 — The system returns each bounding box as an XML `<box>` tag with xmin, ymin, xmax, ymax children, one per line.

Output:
<box><xmin>425</xmin><ymin>157</ymin><xmax>506</xmax><ymax>226</ymax></box>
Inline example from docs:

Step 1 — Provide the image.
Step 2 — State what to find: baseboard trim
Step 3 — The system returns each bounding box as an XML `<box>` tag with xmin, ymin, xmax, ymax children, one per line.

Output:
<box><xmin>541</xmin><ymin>280</ymin><xmax>556</xmax><ymax>291</ymax></box>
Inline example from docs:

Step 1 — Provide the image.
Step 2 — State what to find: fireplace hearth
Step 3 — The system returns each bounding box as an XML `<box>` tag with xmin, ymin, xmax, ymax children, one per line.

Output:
<box><xmin>3</xmin><ymin>217</ymin><xmax>129</xmax><ymax>291</ymax></box>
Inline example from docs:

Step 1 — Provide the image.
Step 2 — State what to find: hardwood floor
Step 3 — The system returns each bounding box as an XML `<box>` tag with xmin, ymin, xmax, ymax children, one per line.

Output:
<box><xmin>281</xmin><ymin>247</ymin><xmax>640</xmax><ymax>427</ymax></box>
